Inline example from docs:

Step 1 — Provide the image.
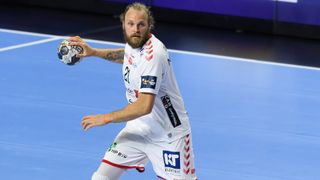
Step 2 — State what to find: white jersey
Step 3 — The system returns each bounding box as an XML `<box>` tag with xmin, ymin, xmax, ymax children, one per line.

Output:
<box><xmin>122</xmin><ymin>34</ymin><xmax>191</xmax><ymax>142</ymax></box>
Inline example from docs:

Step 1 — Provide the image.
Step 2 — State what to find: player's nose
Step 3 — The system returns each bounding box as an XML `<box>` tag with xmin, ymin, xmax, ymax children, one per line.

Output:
<box><xmin>133</xmin><ymin>24</ymin><xmax>140</xmax><ymax>33</ymax></box>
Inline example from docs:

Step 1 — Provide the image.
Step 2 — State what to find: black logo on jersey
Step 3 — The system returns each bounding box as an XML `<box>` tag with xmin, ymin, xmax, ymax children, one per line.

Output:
<box><xmin>161</xmin><ymin>95</ymin><xmax>181</xmax><ymax>128</ymax></box>
<box><xmin>141</xmin><ymin>76</ymin><xmax>157</xmax><ymax>89</ymax></box>
<box><xmin>124</xmin><ymin>66</ymin><xmax>130</xmax><ymax>83</ymax></box>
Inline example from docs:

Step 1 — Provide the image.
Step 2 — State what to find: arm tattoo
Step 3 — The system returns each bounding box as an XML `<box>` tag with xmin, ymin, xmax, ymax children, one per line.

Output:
<box><xmin>105</xmin><ymin>50</ymin><xmax>124</xmax><ymax>63</ymax></box>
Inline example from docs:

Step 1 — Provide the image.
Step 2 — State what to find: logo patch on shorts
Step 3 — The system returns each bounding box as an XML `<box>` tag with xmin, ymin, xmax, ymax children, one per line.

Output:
<box><xmin>163</xmin><ymin>151</ymin><xmax>181</xmax><ymax>175</ymax></box>
<box><xmin>107</xmin><ymin>142</ymin><xmax>117</xmax><ymax>151</ymax></box>
<box><xmin>141</xmin><ymin>76</ymin><xmax>157</xmax><ymax>89</ymax></box>
<box><xmin>107</xmin><ymin>142</ymin><xmax>127</xmax><ymax>159</ymax></box>
<box><xmin>163</xmin><ymin>151</ymin><xmax>180</xmax><ymax>169</ymax></box>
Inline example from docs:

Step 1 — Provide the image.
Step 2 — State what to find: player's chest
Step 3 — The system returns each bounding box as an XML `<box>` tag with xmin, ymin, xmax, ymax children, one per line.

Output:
<box><xmin>122</xmin><ymin>52</ymin><xmax>145</xmax><ymax>87</ymax></box>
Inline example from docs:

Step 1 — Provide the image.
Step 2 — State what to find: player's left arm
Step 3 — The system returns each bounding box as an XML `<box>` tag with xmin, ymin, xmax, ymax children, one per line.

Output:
<box><xmin>81</xmin><ymin>92</ymin><xmax>155</xmax><ymax>131</ymax></box>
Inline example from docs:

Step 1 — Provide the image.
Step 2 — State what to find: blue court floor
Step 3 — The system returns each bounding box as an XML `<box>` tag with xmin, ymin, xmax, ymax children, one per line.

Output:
<box><xmin>1</xmin><ymin>28</ymin><xmax>320</xmax><ymax>180</ymax></box>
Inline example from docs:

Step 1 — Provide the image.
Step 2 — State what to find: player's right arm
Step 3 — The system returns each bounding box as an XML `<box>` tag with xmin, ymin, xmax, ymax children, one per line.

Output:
<box><xmin>69</xmin><ymin>36</ymin><xmax>124</xmax><ymax>64</ymax></box>
<box><xmin>92</xmin><ymin>48</ymin><xmax>124</xmax><ymax>64</ymax></box>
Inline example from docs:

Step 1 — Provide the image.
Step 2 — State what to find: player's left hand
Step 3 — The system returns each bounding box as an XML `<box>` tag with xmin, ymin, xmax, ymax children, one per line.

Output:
<box><xmin>81</xmin><ymin>114</ymin><xmax>108</xmax><ymax>131</ymax></box>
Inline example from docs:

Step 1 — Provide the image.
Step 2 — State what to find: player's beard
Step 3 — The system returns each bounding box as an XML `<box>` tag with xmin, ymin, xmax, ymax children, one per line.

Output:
<box><xmin>123</xmin><ymin>28</ymin><xmax>150</xmax><ymax>49</ymax></box>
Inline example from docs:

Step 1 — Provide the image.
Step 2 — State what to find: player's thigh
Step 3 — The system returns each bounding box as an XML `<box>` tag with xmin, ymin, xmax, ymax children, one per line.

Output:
<box><xmin>103</xmin><ymin>130</ymin><xmax>149</xmax><ymax>171</ymax></box>
<box><xmin>148</xmin><ymin>134</ymin><xmax>197</xmax><ymax>180</ymax></box>
<box><xmin>92</xmin><ymin>163</ymin><xmax>125</xmax><ymax>180</ymax></box>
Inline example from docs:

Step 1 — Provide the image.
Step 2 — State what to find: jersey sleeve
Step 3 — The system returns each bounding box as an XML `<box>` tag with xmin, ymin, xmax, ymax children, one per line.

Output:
<box><xmin>138</xmin><ymin>50</ymin><xmax>166</xmax><ymax>95</ymax></box>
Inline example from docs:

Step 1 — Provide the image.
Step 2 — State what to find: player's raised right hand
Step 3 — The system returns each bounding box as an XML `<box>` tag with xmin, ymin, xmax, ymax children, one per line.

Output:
<box><xmin>68</xmin><ymin>36</ymin><xmax>96</xmax><ymax>58</ymax></box>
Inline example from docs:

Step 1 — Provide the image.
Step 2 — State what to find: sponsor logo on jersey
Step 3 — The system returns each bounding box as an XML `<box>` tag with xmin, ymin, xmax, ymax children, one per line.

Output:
<box><xmin>128</xmin><ymin>56</ymin><xmax>133</xmax><ymax>65</ymax></box>
<box><xmin>161</xmin><ymin>95</ymin><xmax>181</xmax><ymax>128</ymax></box>
<box><xmin>126</xmin><ymin>88</ymin><xmax>139</xmax><ymax>104</ymax></box>
<box><xmin>141</xmin><ymin>76</ymin><xmax>157</xmax><ymax>89</ymax></box>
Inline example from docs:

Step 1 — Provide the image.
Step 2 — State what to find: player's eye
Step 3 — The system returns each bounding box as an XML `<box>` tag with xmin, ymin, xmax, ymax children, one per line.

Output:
<box><xmin>138</xmin><ymin>22</ymin><xmax>146</xmax><ymax>28</ymax></box>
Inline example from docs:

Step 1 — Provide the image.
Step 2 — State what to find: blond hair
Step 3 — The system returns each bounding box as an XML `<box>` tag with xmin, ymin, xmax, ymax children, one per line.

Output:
<box><xmin>120</xmin><ymin>2</ymin><xmax>155</xmax><ymax>30</ymax></box>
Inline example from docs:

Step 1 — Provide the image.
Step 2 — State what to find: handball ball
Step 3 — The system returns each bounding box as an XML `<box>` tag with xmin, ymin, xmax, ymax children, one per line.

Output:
<box><xmin>57</xmin><ymin>39</ymin><xmax>83</xmax><ymax>65</ymax></box>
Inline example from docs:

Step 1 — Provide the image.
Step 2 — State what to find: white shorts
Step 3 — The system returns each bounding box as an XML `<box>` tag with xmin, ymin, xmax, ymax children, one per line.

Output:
<box><xmin>102</xmin><ymin>129</ymin><xmax>197</xmax><ymax>180</ymax></box>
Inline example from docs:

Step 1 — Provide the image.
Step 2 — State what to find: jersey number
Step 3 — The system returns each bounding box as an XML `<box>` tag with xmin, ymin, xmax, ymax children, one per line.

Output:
<box><xmin>124</xmin><ymin>66</ymin><xmax>130</xmax><ymax>83</ymax></box>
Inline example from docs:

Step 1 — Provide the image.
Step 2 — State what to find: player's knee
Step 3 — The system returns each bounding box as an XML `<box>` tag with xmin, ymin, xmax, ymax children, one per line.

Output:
<box><xmin>91</xmin><ymin>172</ymin><xmax>110</xmax><ymax>180</ymax></box>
